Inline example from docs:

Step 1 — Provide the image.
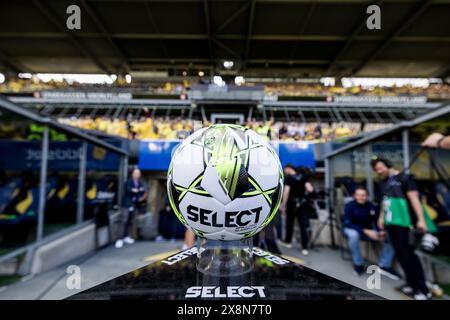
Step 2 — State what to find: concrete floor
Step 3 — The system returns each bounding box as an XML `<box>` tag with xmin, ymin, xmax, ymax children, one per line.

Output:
<box><xmin>0</xmin><ymin>241</ymin><xmax>181</xmax><ymax>300</ymax></box>
<box><xmin>0</xmin><ymin>240</ymin><xmax>430</xmax><ymax>300</ymax></box>
<box><xmin>279</xmin><ymin>242</ymin><xmax>407</xmax><ymax>300</ymax></box>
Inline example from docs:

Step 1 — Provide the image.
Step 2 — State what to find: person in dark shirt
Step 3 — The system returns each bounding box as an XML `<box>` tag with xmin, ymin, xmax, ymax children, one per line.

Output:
<box><xmin>313</xmin><ymin>123</ymin><xmax>322</xmax><ymax>139</ymax></box>
<box><xmin>280</xmin><ymin>164</ymin><xmax>314</xmax><ymax>255</ymax></box>
<box><xmin>116</xmin><ymin>168</ymin><xmax>148</xmax><ymax>248</ymax></box>
<box><xmin>279</xmin><ymin>125</ymin><xmax>288</xmax><ymax>139</ymax></box>
<box><xmin>343</xmin><ymin>187</ymin><xmax>397</xmax><ymax>278</ymax></box>
<box><xmin>372</xmin><ymin>157</ymin><xmax>434</xmax><ymax>300</ymax></box>
<box><xmin>156</xmin><ymin>196</ymin><xmax>179</xmax><ymax>242</ymax></box>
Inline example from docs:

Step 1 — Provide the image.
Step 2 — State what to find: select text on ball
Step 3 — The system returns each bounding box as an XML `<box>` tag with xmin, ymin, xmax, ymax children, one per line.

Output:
<box><xmin>186</xmin><ymin>205</ymin><xmax>262</xmax><ymax>227</ymax></box>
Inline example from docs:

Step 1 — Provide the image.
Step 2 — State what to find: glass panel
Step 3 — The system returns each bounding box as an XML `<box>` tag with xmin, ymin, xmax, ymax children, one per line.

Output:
<box><xmin>43</xmin><ymin>128</ymin><xmax>79</xmax><ymax>237</ymax></box>
<box><xmin>409</xmin><ymin>116</ymin><xmax>450</xmax><ymax>241</ymax></box>
<box><xmin>0</xmin><ymin>108</ymin><xmax>125</xmax><ymax>249</ymax></box>
<box><xmin>331</xmin><ymin>146</ymin><xmax>369</xmax><ymax>198</ymax></box>
<box><xmin>0</xmin><ymin>108</ymin><xmax>41</xmax><ymax>255</ymax></box>
<box><xmin>409</xmin><ymin>116</ymin><xmax>450</xmax><ymax>181</ymax></box>
<box><xmin>84</xmin><ymin>144</ymin><xmax>120</xmax><ymax>223</ymax></box>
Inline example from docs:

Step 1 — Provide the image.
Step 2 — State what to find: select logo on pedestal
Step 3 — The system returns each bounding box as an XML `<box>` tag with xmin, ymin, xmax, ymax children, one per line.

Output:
<box><xmin>185</xmin><ymin>286</ymin><xmax>266</xmax><ymax>298</ymax></box>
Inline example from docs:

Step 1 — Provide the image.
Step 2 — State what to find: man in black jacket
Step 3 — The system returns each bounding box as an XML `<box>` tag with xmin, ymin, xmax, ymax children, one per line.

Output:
<box><xmin>344</xmin><ymin>187</ymin><xmax>398</xmax><ymax>279</ymax></box>
<box><xmin>280</xmin><ymin>164</ymin><xmax>314</xmax><ymax>255</ymax></box>
<box><xmin>115</xmin><ymin>168</ymin><xmax>148</xmax><ymax>248</ymax></box>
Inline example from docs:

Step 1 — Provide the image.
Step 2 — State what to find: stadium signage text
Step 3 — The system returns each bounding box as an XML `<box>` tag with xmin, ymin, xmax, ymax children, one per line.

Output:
<box><xmin>26</xmin><ymin>148</ymin><xmax>81</xmax><ymax>161</ymax></box>
<box><xmin>188</xmin><ymin>84</ymin><xmax>265</xmax><ymax>101</ymax></box>
<box><xmin>332</xmin><ymin>95</ymin><xmax>427</xmax><ymax>104</ymax></box>
<box><xmin>186</xmin><ymin>204</ymin><xmax>262</xmax><ymax>228</ymax></box>
<box><xmin>185</xmin><ymin>286</ymin><xmax>266</xmax><ymax>298</ymax></box>
<box><xmin>38</xmin><ymin>91</ymin><xmax>132</xmax><ymax>100</ymax></box>
<box><xmin>96</xmin><ymin>191</ymin><xmax>115</xmax><ymax>200</ymax></box>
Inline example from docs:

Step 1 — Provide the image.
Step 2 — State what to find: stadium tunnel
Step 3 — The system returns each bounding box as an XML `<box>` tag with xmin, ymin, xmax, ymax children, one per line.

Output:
<box><xmin>325</xmin><ymin>103</ymin><xmax>450</xmax><ymax>284</ymax></box>
<box><xmin>0</xmin><ymin>95</ymin><xmax>129</xmax><ymax>275</ymax></box>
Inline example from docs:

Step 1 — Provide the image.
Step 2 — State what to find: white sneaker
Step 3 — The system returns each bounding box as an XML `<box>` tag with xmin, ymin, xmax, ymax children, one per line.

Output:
<box><xmin>155</xmin><ymin>235</ymin><xmax>165</xmax><ymax>242</ymax></box>
<box><xmin>115</xmin><ymin>239</ymin><xmax>123</xmax><ymax>248</ymax></box>
<box><xmin>414</xmin><ymin>292</ymin><xmax>432</xmax><ymax>300</ymax></box>
<box><xmin>427</xmin><ymin>282</ymin><xmax>444</xmax><ymax>297</ymax></box>
<box><xmin>398</xmin><ymin>285</ymin><xmax>414</xmax><ymax>295</ymax></box>
<box><xmin>279</xmin><ymin>241</ymin><xmax>293</xmax><ymax>249</ymax></box>
<box><xmin>301</xmin><ymin>249</ymin><xmax>309</xmax><ymax>256</ymax></box>
<box><xmin>123</xmin><ymin>236</ymin><xmax>135</xmax><ymax>245</ymax></box>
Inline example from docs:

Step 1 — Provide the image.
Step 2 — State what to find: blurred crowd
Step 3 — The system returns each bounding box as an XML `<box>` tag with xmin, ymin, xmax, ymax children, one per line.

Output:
<box><xmin>58</xmin><ymin>116</ymin><xmax>195</xmax><ymax>140</ymax></box>
<box><xmin>56</xmin><ymin>116</ymin><xmax>390</xmax><ymax>142</ymax></box>
<box><xmin>0</xmin><ymin>77</ymin><xmax>189</xmax><ymax>96</ymax></box>
<box><xmin>264</xmin><ymin>83</ymin><xmax>450</xmax><ymax>99</ymax></box>
<box><xmin>1</xmin><ymin>77</ymin><xmax>450</xmax><ymax>99</ymax></box>
<box><xmin>270</xmin><ymin>121</ymin><xmax>391</xmax><ymax>142</ymax></box>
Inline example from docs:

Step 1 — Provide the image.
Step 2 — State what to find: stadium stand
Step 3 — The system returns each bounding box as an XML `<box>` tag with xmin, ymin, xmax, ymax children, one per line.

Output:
<box><xmin>264</xmin><ymin>82</ymin><xmax>450</xmax><ymax>99</ymax></box>
<box><xmin>55</xmin><ymin>115</ymin><xmax>394</xmax><ymax>142</ymax></box>
<box><xmin>0</xmin><ymin>0</ymin><xmax>449</xmax><ymax>301</ymax></box>
<box><xmin>2</xmin><ymin>77</ymin><xmax>450</xmax><ymax>100</ymax></box>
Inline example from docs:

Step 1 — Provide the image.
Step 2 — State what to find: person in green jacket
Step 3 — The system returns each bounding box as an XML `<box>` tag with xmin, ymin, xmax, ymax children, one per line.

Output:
<box><xmin>371</xmin><ymin>156</ymin><xmax>434</xmax><ymax>300</ymax></box>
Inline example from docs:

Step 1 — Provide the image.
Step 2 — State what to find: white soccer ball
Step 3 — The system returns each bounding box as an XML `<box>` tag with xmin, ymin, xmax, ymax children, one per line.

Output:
<box><xmin>167</xmin><ymin>124</ymin><xmax>283</xmax><ymax>241</ymax></box>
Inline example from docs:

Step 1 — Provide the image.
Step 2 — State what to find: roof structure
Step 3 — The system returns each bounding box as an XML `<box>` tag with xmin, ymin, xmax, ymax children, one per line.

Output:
<box><xmin>0</xmin><ymin>0</ymin><xmax>449</xmax><ymax>78</ymax></box>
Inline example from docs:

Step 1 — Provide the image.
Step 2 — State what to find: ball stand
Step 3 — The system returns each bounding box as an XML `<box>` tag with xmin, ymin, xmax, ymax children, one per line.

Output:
<box><xmin>196</xmin><ymin>238</ymin><xmax>254</xmax><ymax>277</ymax></box>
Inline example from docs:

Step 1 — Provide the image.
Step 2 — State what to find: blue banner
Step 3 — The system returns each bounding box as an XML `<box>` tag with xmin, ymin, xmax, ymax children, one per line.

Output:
<box><xmin>138</xmin><ymin>140</ymin><xmax>180</xmax><ymax>171</ymax></box>
<box><xmin>275</xmin><ymin>141</ymin><xmax>316</xmax><ymax>169</ymax></box>
<box><xmin>0</xmin><ymin>141</ymin><xmax>120</xmax><ymax>171</ymax></box>
<box><xmin>138</xmin><ymin>140</ymin><xmax>316</xmax><ymax>171</ymax></box>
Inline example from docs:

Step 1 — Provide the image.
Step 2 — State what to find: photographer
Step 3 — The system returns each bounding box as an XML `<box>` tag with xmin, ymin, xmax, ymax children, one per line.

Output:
<box><xmin>280</xmin><ymin>164</ymin><xmax>315</xmax><ymax>255</ymax></box>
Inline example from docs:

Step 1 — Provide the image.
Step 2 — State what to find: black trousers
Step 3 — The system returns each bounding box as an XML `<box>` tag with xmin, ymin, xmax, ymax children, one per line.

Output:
<box><xmin>253</xmin><ymin>217</ymin><xmax>282</xmax><ymax>254</ymax></box>
<box><xmin>158</xmin><ymin>210</ymin><xmax>178</xmax><ymax>239</ymax></box>
<box><xmin>123</xmin><ymin>204</ymin><xmax>144</xmax><ymax>238</ymax></box>
<box><xmin>123</xmin><ymin>207</ymin><xmax>135</xmax><ymax>238</ymax></box>
<box><xmin>386</xmin><ymin>225</ymin><xmax>428</xmax><ymax>294</ymax></box>
<box><xmin>285</xmin><ymin>203</ymin><xmax>309</xmax><ymax>249</ymax></box>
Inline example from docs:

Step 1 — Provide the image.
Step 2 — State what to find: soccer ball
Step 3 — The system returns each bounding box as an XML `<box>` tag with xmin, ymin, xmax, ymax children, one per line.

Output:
<box><xmin>167</xmin><ymin>124</ymin><xmax>284</xmax><ymax>241</ymax></box>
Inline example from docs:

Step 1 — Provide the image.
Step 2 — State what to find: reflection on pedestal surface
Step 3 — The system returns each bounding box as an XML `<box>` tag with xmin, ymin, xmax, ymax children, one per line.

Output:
<box><xmin>69</xmin><ymin>247</ymin><xmax>382</xmax><ymax>300</ymax></box>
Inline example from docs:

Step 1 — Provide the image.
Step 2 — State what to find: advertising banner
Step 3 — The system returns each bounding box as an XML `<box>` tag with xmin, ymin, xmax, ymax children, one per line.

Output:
<box><xmin>138</xmin><ymin>140</ymin><xmax>316</xmax><ymax>171</ymax></box>
<box><xmin>0</xmin><ymin>141</ymin><xmax>120</xmax><ymax>171</ymax></box>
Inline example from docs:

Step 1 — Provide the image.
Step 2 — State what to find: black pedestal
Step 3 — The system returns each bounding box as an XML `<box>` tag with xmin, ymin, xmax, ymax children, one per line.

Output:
<box><xmin>69</xmin><ymin>247</ymin><xmax>381</xmax><ymax>300</ymax></box>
